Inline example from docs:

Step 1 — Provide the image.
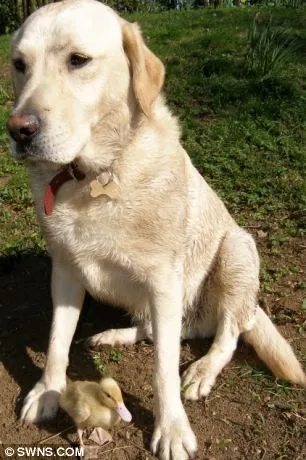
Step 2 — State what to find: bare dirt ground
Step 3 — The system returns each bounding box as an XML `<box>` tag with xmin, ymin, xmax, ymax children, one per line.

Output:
<box><xmin>1</xmin><ymin>235</ymin><xmax>305</xmax><ymax>460</ymax></box>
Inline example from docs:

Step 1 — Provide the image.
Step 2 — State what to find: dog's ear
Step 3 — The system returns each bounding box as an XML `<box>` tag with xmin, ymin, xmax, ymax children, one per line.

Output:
<box><xmin>121</xmin><ymin>21</ymin><xmax>165</xmax><ymax>116</ymax></box>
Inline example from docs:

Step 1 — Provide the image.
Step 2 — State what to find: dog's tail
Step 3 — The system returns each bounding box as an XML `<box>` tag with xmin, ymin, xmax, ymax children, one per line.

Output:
<box><xmin>243</xmin><ymin>307</ymin><xmax>306</xmax><ymax>386</ymax></box>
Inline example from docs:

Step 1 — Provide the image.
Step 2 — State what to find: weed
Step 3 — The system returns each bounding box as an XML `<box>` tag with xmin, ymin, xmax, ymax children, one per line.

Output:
<box><xmin>296</xmin><ymin>280</ymin><xmax>306</xmax><ymax>290</ymax></box>
<box><xmin>240</xmin><ymin>362</ymin><xmax>297</xmax><ymax>397</ymax></box>
<box><xmin>92</xmin><ymin>352</ymin><xmax>108</xmax><ymax>376</ymax></box>
<box><xmin>246</xmin><ymin>14</ymin><xmax>299</xmax><ymax>78</ymax></box>
<box><xmin>109</xmin><ymin>348</ymin><xmax>123</xmax><ymax>363</ymax></box>
<box><xmin>217</xmin><ymin>438</ymin><xmax>232</xmax><ymax>449</ymax></box>
<box><xmin>269</xmin><ymin>234</ymin><xmax>289</xmax><ymax>249</ymax></box>
<box><xmin>260</xmin><ymin>266</ymin><xmax>275</xmax><ymax>293</ymax></box>
<box><xmin>298</xmin><ymin>321</ymin><xmax>305</xmax><ymax>336</ymax></box>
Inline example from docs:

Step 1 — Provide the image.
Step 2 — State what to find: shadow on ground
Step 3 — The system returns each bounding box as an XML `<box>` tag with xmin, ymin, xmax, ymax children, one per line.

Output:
<box><xmin>0</xmin><ymin>251</ymin><xmax>153</xmax><ymax>442</ymax></box>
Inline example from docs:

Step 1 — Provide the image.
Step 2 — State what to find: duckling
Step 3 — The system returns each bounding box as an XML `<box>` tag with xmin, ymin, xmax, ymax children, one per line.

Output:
<box><xmin>59</xmin><ymin>377</ymin><xmax>132</xmax><ymax>447</ymax></box>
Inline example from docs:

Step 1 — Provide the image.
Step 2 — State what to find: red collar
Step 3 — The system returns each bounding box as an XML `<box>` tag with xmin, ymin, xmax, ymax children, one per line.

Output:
<box><xmin>44</xmin><ymin>163</ymin><xmax>85</xmax><ymax>215</ymax></box>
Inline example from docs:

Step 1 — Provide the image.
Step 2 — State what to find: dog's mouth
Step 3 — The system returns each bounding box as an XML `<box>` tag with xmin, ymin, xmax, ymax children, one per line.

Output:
<box><xmin>12</xmin><ymin>139</ymin><xmax>85</xmax><ymax>167</ymax></box>
<box><xmin>15</xmin><ymin>143</ymin><xmax>37</xmax><ymax>160</ymax></box>
<box><xmin>10</xmin><ymin>134</ymin><xmax>44</xmax><ymax>161</ymax></box>
<box><xmin>14</xmin><ymin>147</ymin><xmax>55</xmax><ymax>166</ymax></box>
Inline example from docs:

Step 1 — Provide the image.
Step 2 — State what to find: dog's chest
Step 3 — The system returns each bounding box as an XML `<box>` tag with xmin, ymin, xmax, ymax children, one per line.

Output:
<box><xmin>42</xmin><ymin>197</ymin><xmax>148</xmax><ymax>308</ymax></box>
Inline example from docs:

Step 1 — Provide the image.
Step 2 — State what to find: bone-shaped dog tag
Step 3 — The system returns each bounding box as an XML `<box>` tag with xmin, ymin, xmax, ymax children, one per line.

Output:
<box><xmin>90</xmin><ymin>179</ymin><xmax>106</xmax><ymax>198</ymax></box>
<box><xmin>89</xmin><ymin>179</ymin><xmax>117</xmax><ymax>199</ymax></box>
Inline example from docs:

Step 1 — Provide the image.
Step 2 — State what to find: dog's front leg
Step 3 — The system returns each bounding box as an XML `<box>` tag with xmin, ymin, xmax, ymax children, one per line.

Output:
<box><xmin>20</xmin><ymin>260</ymin><xmax>85</xmax><ymax>424</ymax></box>
<box><xmin>149</xmin><ymin>270</ymin><xmax>197</xmax><ymax>460</ymax></box>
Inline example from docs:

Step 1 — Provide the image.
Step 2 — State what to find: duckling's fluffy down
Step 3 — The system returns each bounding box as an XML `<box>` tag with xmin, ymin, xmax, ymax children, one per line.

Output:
<box><xmin>59</xmin><ymin>380</ymin><xmax>121</xmax><ymax>430</ymax></box>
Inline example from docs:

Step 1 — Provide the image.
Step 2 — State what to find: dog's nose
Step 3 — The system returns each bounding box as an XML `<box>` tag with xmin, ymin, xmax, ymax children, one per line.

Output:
<box><xmin>7</xmin><ymin>113</ymin><xmax>40</xmax><ymax>144</ymax></box>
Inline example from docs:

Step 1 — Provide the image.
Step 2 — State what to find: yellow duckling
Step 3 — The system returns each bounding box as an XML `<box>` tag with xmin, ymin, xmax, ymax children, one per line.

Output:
<box><xmin>59</xmin><ymin>377</ymin><xmax>132</xmax><ymax>447</ymax></box>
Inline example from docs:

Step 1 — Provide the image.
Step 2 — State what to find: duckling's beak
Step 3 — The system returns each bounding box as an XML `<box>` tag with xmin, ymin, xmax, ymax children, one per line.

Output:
<box><xmin>115</xmin><ymin>402</ymin><xmax>132</xmax><ymax>422</ymax></box>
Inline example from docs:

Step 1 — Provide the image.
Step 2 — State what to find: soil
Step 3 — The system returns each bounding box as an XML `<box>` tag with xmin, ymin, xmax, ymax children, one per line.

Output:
<box><xmin>0</xmin><ymin>235</ymin><xmax>305</xmax><ymax>460</ymax></box>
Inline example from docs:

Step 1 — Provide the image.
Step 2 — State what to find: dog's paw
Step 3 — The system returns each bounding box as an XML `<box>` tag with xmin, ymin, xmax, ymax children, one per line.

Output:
<box><xmin>181</xmin><ymin>359</ymin><xmax>216</xmax><ymax>400</ymax></box>
<box><xmin>20</xmin><ymin>381</ymin><xmax>60</xmax><ymax>424</ymax></box>
<box><xmin>86</xmin><ymin>329</ymin><xmax>120</xmax><ymax>348</ymax></box>
<box><xmin>151</xmin><ymin>413</ymin><xmax>197</xmax><ymax>460</ymax></box>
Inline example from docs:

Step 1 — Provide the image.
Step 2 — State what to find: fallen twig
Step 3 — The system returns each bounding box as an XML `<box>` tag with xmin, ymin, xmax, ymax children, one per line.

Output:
<box><xmin>292</xmin><ymin>412</ymin><xmax>306</xmax><ymax>423</ymax></box>
<box><xmin>38</xmin><ymin>425</ymin><xmax>74</xmax><ymax>444</ymax></box>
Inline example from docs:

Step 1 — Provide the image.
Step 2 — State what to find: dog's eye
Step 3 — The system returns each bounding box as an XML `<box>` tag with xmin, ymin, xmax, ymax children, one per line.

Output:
<box><xmin>13</xmin><ymin>58</ymin><xmax>26</xmax><ymax>73</ymax></box>
<box><xmin>70</xmin><ymin>53</ymin><xmax>92</xmax><ymax>68</ymax></box>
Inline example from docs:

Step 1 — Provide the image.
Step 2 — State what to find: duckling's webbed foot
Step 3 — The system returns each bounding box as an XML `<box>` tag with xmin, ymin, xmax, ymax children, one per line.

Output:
<box><xmin>86</xmin><ymin>324</ymin><xmax>152</xmax><ymax>348</ymax></box>
<box><xmin>88</xmin><ymin>427</ymin><xmax>113</xmax><ymax>445</ymax></box>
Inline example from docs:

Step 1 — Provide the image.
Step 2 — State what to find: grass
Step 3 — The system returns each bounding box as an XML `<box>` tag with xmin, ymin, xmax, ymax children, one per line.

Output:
<box><xmin>237</xmin><ymin>363</ymin><xmax>299</xmax><ymax>397</ymax></box>
<box><xmin>246</xmin><ymin>13</ymin><xmax>300</xmax><ymax>77</ymax></box>
<box><xmin>109</xmin><ymin>348</ymin><xmax>123</xmax><ymax>363</ymax></box>
<box><xmin>260</xmin><ymin>262</ymin><xmax>299</xmax><ymax>293</ymax></box>
<box><xmin>0</xmin><ymin>6</ymin><xmax>306</xmax><ymax>259</ymax></box>
<box><xmin>92</xmin><ymin>348</ymin><xmax>124</xmax><ymax>375</ymax></box>
<box><xmin>92</xmin><ymin>351</ymin><xmax>108</xmax><ymax>376</ymax></box>
<box><xmin>0</xmin><ymin>33</ymin><xmax>43</xmax><ymax>254</ymax></box>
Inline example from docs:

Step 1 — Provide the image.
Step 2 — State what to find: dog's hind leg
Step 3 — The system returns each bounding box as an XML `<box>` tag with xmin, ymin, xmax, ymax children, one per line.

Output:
<box><xmin>87</xmin><ymin>321</ymin><xmax>152</xmax><ymax>347</ymax></box>
<box><xmin>181</xmin><ymin>314</ymin><xmax>240</xmax><ymax>399</ymax></box>
<box><xmin>182</xmin><ymin>228</ymin><xmax>260</xmax><ymax>400</ymax></box>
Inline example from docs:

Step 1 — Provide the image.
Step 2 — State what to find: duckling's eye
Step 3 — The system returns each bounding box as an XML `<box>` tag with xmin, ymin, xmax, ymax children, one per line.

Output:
<box><xmin>105</xmin><ymin>392</ymin><xmax>112</xmax><ymax>399</ymax></box>
<box><xmin>13</xmin><ymin>58</ymin><xmax>26</xmax><ymax>73</ymax></box>
<box><xmin>70</xmin><ymin>53</ymin><xmax>92</xmax><ymax>68</ymax></box>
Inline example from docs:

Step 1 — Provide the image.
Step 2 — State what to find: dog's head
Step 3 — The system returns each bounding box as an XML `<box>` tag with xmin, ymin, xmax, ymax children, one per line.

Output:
<box><xmin>8</xmin><ymin>0</ymin><xmax>164</xmax><ymax>165</ymax></box>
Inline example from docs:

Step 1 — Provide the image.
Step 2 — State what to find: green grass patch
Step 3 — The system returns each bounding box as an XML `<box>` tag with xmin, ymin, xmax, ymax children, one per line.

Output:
<box><xmin>0</xmin><ymin>7</ymin><xmax>306</xmax><ymax>257</ymax></box>
<box><xmin>92</xmin><ymin>352</ymin><xmax>108</xmax><ymax>376</ymax></box>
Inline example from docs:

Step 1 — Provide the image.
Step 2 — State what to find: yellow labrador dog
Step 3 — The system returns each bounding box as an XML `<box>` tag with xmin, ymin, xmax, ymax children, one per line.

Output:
<box><xmin>8</xmin><ymin>0</ymin><xmax>305</xmax><ymax>458</ymax></box>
